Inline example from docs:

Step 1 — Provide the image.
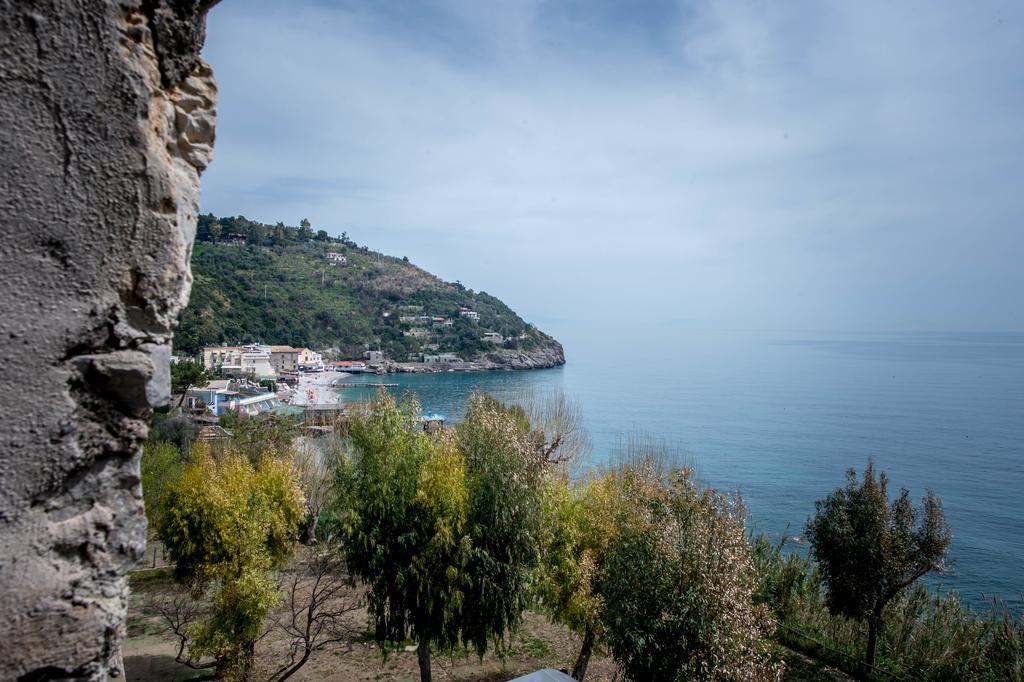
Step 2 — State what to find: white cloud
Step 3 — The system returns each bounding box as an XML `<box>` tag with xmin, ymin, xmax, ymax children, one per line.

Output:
<box><xmin>200</xmin><ymin>0</ymin><xmax>1024</xmax><ymax>333</ymax></box>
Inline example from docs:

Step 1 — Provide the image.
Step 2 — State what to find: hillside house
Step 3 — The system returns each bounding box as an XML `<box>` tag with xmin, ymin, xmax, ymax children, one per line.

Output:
<box><xmin>326</xmin><ymin>252</ymin><xmax>347</xmax><ymax>265</ymax></box>
<box><xmin>482</xmin><ymin>332</ymin><xmax>504</xmax><ymax>344</ymax></box>
<box><xmin>459</xmin><ymin>309</ymin><xmax>480</xmax><ymax>321</ymax></box>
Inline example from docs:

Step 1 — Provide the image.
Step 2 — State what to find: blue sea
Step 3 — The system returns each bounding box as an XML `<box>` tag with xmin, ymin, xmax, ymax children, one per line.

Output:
<box><xmin>337</xmin><ymin>326</ymin><xmax>1024</xmax><ymax>608</ymax></box>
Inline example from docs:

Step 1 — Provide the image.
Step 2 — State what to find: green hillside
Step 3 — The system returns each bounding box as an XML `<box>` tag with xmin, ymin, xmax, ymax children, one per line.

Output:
<box><xmin>174</xmin><ymin>214</ymin><xmax>562</xmax><ymax>363</ymax></box>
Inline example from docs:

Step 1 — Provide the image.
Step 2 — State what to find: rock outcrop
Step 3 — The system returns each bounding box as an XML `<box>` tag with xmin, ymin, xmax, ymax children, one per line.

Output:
<box><xmin>390</xmin><ymin>340</ymin><xmax>567</xmax><ymax>373</ymax></box>
<box><xmin>478</xmin><ymin>341</ymin><xmax>566</xmax><ymax>371</ymax></box>
<box><xmin>0</xmin><ymin>2</ymin><xmax>217</xmax><ymax>678</ymax></box>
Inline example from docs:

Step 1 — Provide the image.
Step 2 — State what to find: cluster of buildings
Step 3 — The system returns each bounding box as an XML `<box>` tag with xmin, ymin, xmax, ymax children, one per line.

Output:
<box><xmin>395</xmin><ymin>306</ymin><xmax>512</xmax><ymax>353</ymax></box>
<box><xmin>201</xmin><ymin>344</ymin><xmax>325</xmax><ymax>380</ymax></box>
<box><xmin>186</xmin><ymin>344</ymin><xmax>381</xmax><ymax>420</ymax></box>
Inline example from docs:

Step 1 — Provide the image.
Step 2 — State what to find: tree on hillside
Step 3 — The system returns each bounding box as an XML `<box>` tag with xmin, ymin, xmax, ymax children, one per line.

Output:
<box><xmin>170</xmin><ymin>360</ymin><xmax>207</xmax><ymax>407</ymax></box>
<box><xmin>806</xmin><ymin>460</ymin><xmax>951</xmax><ymax>667</ymax></box>
<box><xmin>299</xmin><ymin>218</ymin><xmax>313</xmax><ymax>240</ymax></box>
<box><xmin>157</xmin><ymin>444</ymin><xmax>305</xmax><ymax>680</ymax></box>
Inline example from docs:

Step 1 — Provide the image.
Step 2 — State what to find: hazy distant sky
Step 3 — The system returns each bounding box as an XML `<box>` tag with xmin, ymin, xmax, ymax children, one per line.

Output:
<box><xmin>200</xmin><ymin>1</ymin><xmax>1024</xmax><ymax>334</ymax></box>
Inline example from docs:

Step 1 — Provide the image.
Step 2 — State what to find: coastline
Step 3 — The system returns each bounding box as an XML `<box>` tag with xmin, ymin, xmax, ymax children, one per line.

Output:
<box><xmin>387</xmin><ymin>341</ymin><xmax>565</xmax><ymax>374</ymax></box>
<box><xmin>286</xmin><ymin>371</ymin><xmax>352</xmax><ymax>405</ymax></box>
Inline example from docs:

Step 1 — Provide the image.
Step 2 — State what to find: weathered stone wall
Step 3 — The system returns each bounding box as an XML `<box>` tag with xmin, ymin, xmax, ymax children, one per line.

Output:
<box><xmin>0</xmin><ymin>2</ymin><xmax>217</xmax><ymax>678</ymax></box>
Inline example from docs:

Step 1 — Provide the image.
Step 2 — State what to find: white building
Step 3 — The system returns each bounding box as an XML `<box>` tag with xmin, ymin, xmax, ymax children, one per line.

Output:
<box><xmin>214</xmin><ymin>344</ymin><xmax>275</xmax><ymax>380</ymax></box>
<box><xmin>230</xmin><ymin>392</ymin><xmax>284</xmax><ymax>416</ymax></box>
<box><xmin>404</xmin><ymin>327</ymin><xmax>430</xmax><ymax>339</ymax></box>
<box><xmin>459</xmin><ymin>309</ymin><xmax>480</xmax><ymax>321</ymax></box>
<box><xmin>326</xmin><ymin>252</ymin><xmax>347</xmax><ymax>265</ymax></box>
<box><xmin>482</xmin><ymin>332</ymin><xmax>504</xmax><ymax>344</ymax></box>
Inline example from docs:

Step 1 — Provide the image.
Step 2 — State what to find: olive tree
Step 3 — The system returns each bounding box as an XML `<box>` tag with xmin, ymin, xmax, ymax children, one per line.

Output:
<box><xmin>805</xmin><ymin>460</ymin><xmax>951</xmax><ymax>667</ymax></box>
<box><xmin>596</xmin><ymin>463</ymin><xmax>780</xmax><ymax>681</ymax></box>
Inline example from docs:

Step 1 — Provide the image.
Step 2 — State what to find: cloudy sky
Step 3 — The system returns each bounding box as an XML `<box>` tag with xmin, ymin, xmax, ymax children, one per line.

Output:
<box><xmin>200</xmin><ymin>1</ymin><xmax>1024</xmax><ymax>335</ymax></box>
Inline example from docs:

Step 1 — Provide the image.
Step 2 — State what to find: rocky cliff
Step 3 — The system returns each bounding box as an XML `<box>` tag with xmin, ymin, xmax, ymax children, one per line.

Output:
<box><xmin>0</xmin><ymin>2</ymin><xmax>216</xmax><ymax>679</ymax></box>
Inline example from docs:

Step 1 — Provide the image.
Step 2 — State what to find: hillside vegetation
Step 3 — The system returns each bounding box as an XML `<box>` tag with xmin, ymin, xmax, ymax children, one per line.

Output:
<box><xmin>175</xmin><ymin>214</ymin><xmax>562</xmax><ymax>362</ymax></box>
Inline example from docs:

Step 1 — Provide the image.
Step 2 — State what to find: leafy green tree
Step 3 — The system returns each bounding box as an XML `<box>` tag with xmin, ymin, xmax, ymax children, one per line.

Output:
<box><xmin>170</xmin><ymin>360</ymin><xmax>207</xmax><ymax>407</ymax></box>
<box><xmin>299</xmin><ymin>218</ymin><xmax>313</xmax><ymax>240</ymax></box>
<box><xmin>536</xmin><ymin>464</ymin><xmax>647</xmax><ymax>680</ymax></box>
<box><xmin>535</xmin><ymin>475</ymin><xmax>605</xmax><ymax>679</ymax></box>
<box><xmin>140</xmin><ymin>440</ymin><xmax>182</xmax><ymax>567</ymax></box>
<box><xmin>149</xmin><ymin>410</ymin><xmax>198</xmax><ymax>453</ymax></box>
<box><xmin>217</xmin><ymin>411</ymin><xmax>299</xmax><ymax>465</ymax></box>
<box><xmin>158</xmin><ymin>444</ymin><xmax>305</xmax><ymax>679</ymax></box>
<box><xmin>344</xmin><ymin>394</ymin><xmax>471</xmax><ymax>682</ymax></box>
<box><xmin>343</xmin><ymin>392</ymin><xmax>544</xmax><ymax>681</ymax></box>
<box><xmin>208</xmin><ymin>221</ymin><xmax>223</xmax><ymax>242</ymax></box>
<box><xmin>595</xmin><ymin>462</ymin><xmax>779</xmax><ymax>681</ymax></box>
<box><xmin>455</xmin><ymin>393</ymin><xmax>544</xmax><ymax>659</ymax></box>
<box><xmin>806</xmin><ymin>460</ymin><xmax>951</xmax><ymax>667</ymax></box>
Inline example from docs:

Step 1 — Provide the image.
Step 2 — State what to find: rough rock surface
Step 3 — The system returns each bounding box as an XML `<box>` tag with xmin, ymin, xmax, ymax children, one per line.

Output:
<box><xmin>0</xmin><ymin>2</ymin><xmax>216</xmax><ymax>678</ymax></box>
<box><xmin>390</xmin><ymin>341</ymin><xmax>567</xmax><ymax>373</ymax></box>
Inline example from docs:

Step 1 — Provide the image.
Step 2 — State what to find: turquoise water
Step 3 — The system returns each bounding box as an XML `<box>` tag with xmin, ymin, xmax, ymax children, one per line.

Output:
<box><xmin>337</xmin><ymin>327</ymin><xmax>1024</xmax><ymax>608</ymax></box>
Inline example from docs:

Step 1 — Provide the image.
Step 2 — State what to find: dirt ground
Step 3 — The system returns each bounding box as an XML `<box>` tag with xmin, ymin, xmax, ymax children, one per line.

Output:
<box><xmin>124</xmin><ymin>565</ymin><xmax>849</xmax><ymax>682</ymax></box>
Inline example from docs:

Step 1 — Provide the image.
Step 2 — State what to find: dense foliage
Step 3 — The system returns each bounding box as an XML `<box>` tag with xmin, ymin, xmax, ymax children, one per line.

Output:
<box><xmin>157</xmin><ymin>444</ymin><xmax>306</xmax><ymax>679</ymax></box>
<box><xmin>755</xmin><ymin>535</ymin><xmax>1024</xmax><ymax>680</ymax></box>
<box><xmin>170</xmin><ymin>360</ymin><xmax>208</xmax><ymax>401</ymax></box>
<box><xmin>176</xmin><ymin>213</ymin><xmax>559</xmax><ymax>359</ymax></box>
<box><xmin>342</xmin><ymin>392</ymin><xmax>544</xmax><ymax>681</ymax></box>
<box><xmin>536</xmin><ymin>460</ymin><xmax>780</xmax><ymax>681</ymax></box>
<box><xmin>136</xmin><ymin>397</ymin><xmax>1022</xmax><ymax>681</ymax></box>
<box><xmin>805</xmin><ymin>460</ymin><xmax>951</xmax><ymax>666</ymax></box>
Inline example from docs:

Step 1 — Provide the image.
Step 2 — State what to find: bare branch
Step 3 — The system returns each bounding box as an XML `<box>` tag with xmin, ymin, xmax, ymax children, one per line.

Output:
<box><xmin>264</xmin><ymin>544</ymin><xmax>365</xmax><ymax>682</ymax></box>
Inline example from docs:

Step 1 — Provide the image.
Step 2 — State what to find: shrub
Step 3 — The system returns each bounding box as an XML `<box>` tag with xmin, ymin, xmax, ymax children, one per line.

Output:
<box><xmin>157</xmin><ymin>444</ymin><xmax>305</xmax><ymax>679</ymax></box>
